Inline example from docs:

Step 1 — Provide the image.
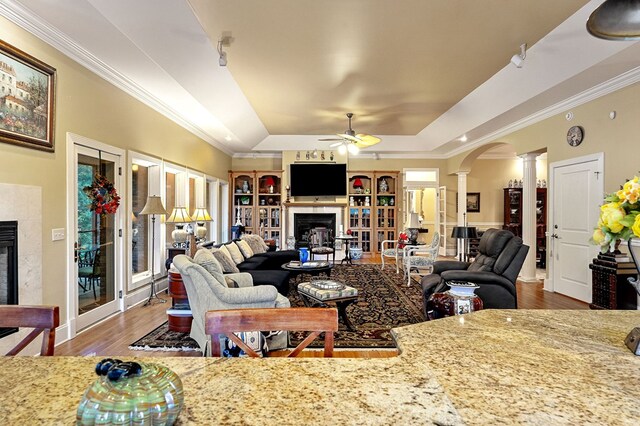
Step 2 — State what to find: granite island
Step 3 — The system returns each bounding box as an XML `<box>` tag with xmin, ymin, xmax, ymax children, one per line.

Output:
<box><xmin>1</xmin><ymin>310</ymin><xmax>639</xmax><ymax>425</ymax></box>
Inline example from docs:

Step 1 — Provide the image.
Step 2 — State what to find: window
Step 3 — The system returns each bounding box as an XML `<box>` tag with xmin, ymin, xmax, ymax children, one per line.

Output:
<box><xmin>129</xmin><ymin>152</ymin><xmax>162</xmax><ymax>289</ymax></box>
<box><xmin>131</xmin><ymin>163</ymin><xmax>149</xmax><ymax>274</ymax></box>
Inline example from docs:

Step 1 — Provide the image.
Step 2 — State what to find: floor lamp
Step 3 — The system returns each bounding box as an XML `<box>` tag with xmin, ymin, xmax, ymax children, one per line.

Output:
<box><xmin>139</xmin><ymin>196</ymin><xmax>168</xmax><ymax>306</ymax></box>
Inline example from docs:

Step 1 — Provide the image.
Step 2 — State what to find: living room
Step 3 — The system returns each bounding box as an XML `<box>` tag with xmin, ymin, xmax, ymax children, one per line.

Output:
<box><xmin>1</xmin><ymin>1</ymin><xmax>640</xmax><ymax>424</ymax></box>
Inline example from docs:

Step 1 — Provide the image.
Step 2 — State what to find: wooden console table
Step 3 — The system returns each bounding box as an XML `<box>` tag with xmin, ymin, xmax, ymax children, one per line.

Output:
<box><xmin>167</xmin><ymin>269</ymin><xmax>193</xmax><ymax>332</ymax></box>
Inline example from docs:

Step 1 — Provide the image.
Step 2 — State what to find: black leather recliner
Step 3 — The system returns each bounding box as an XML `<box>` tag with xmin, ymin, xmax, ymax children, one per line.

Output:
<box><xmin>421</xmin><ymin>228</ymin><xmax>529</xmax><ymax>316</ymax></box>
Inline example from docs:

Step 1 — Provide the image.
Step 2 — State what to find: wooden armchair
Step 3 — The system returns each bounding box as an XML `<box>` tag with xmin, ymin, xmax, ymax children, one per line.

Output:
<box><xmin>205</xmin><ymin>307</ymin><xmax>338</xmax><ymax>357</ymax></box>
<box><xmin>0</xmin><ymin>305</ymin><xmax>59</xmax><ymax>356</ymax></box>
<box><xmin>309</xmin><ymin>227</ymin><xmax>336</xmax><ymax>263</ymax></box>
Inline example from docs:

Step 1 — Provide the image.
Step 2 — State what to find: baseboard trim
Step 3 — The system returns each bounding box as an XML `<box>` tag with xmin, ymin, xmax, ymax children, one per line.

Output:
<box><xmin>55</xmin><ymin>277</ymin><xmax>169</xmax><ymax>347</ymax></box>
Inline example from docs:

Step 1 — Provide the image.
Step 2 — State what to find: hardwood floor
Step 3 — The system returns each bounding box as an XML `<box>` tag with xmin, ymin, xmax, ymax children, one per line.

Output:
<box><xmin>55</xmin><ymin>255</ymin><xmax>588</xmax><ymax>358</ymax></box>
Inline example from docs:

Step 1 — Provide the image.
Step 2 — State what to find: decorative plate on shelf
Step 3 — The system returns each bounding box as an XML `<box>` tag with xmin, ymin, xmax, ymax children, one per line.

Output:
<box><xmin>310</xmin><ymin>280</ymin><xmax>345</xmax><ymax>290</ymax></box>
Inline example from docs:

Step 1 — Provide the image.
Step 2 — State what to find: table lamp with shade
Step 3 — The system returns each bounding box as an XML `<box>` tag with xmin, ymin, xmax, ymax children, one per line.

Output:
<box><xmin>166</xmin><ymin>207</ymin><xmax>192</xmax><ymax>247</ymax></box>
<box><xmin>139</xmin><ymin>195</ymin><xmax>168</xmax><ymax>306</ymax></box>
<box><xmin>451</xmin><ymin>213</ymin><xmax>478</xmax><ymax>262</ymax></box>
<box><xmin>192</xmin><ymin>207</ymin><xmax>212</xmax><ymax>241</ymax></box>
<box><xmin>264</xmin><ymin>176</ymin><xmax>275</xmax><ymax>194</ymax></box>
<box><xmin>405</xmin><ymin>212</ymin><xmax>420</xmax><ymax>245</ymax></box>
<box><xmin>353</xmin><ymin>177</ymin><xmax>364</xmax><ymax>193</ymax></box>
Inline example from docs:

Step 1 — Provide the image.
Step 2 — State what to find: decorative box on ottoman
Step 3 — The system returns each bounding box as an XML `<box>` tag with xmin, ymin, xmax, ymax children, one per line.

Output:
<box><xmin>297</xmin><ymin>280</ymin><xmax>358</xmax><ymax>331</ymax></box>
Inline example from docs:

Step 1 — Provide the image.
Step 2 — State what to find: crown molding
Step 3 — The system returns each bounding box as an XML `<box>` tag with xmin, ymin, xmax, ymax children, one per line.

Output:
<box><xmin>445</xmin><ymin>65</ymin><xmax>640</xmax><ymax>158</ymax></box>
<box><xmin>0</xmin><ymin>0</ymin><xmax>235</xmax><ymax>157</ymax></box>
<box><xmin>233</xmin><ymin>152</ymin><xmax>282</xmax><ymax>159</ymax></box>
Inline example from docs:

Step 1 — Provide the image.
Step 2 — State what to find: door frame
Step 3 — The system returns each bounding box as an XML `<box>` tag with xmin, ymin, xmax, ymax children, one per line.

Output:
<box><xmin>546</xmin><ymin>152</ymin><xmax>604</xmax><ymax>293</ymax></box>
<box><xmin>65</xmin><ymin>132</ymin><xmax>126</xmax><ymax>339</ymax></box>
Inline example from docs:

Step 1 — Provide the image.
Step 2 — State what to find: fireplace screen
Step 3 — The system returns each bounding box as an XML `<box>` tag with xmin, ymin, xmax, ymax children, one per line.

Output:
<box><xmin>0</xmin><ymin>221</ymin><xmax>18</xmax><ymax>339</ymax></box>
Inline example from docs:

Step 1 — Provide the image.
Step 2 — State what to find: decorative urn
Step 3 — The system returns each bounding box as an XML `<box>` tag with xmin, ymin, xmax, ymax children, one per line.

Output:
<box><xmin>425</xmin><ymin>282</ymin><xmax>483</xmax><ymax>320</ymax></box>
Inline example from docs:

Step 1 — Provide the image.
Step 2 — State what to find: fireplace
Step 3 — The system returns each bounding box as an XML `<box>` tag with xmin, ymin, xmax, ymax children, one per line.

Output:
<box><xmin>294</xmin><ymin>213</ymin><xmax>336</xmax><ymax>247</ymax></box>
<box><xmin>0</xmin><ymin>221</ymin><xmax>18</xmax><ymax>339</ymax></box>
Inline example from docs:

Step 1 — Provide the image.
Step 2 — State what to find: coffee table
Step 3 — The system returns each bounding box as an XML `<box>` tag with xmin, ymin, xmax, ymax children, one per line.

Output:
<box><xmin>297</xmin><ymin>280</ymin><xmax>358</xmax><ymax>331</ymax></box>
<box><xmin>281</xmin><ymin>261</ymin><xmax>332</xmax><ymax>281</ymax></box>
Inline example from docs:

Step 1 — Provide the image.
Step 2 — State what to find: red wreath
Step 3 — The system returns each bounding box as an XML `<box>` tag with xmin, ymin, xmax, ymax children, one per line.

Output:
<box><xmin>83</xmin><ymin>173</ymin><xmax>120</xmax><ymax>214</ymax></box>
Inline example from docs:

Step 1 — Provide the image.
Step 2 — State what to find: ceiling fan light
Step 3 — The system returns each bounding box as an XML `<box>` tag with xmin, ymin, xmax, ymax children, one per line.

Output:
<box><xmin>338</xmin><ymin>144</ymin><xmax>347</xmax><ymax>155</ymax></box>
<box><xmin>347</xmin><ymin>143</ymin><xmax>359</xmax><ymax>155</ymax></box>
<box><xmin>587</xmin><ymin>0</ymin><xmax>640</xmax><ymax>40</ymax></box>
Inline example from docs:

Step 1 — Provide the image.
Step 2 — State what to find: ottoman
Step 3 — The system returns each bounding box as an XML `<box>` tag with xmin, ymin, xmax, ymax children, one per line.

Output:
<box><xmin>297</xmin><ymin>281</ymin><xmax>358</xmax><ymax>331</ymax></box>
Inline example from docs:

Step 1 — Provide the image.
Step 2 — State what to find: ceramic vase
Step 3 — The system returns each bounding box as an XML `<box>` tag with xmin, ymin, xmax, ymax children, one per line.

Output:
<box><xmin>299</xmin><ymin>247</ymin><xmax>309</xmax><ymax>263</ymax></box>
<box><xmin>426</xmin><ymin>282</ymin><xmax>483</xmax><ymax>320</ymax></box>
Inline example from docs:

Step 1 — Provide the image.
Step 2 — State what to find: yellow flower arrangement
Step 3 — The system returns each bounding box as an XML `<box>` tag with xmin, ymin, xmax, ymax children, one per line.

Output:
<box><xmin>591</xmin><ymin>176</ymin><xmax>640</xmax><ymax>252</ymax></box>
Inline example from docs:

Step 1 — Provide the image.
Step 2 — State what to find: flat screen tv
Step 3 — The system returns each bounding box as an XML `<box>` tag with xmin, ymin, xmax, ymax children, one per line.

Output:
<box><xmin>290</xmin><ymin>163</ymin><xmax>347</xmax><ymax>196</ymax></box>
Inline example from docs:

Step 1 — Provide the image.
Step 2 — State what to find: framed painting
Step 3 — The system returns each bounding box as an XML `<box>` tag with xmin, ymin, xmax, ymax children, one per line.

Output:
<box><xmin>0</xmin><ymin>40</ymin><xmax>56</xmax><ymax>152</ymax></box>
<box><xmin>456</xmin><ymin>192</ymin><xmax>481</xmax><ymax>213</ymax></box>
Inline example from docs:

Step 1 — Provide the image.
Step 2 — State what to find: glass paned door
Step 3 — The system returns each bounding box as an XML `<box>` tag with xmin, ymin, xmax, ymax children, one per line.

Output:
<box><xmin>75</xmin><ymin>145</ymin><xmax>121</xmax><ymax>330</ymax></box>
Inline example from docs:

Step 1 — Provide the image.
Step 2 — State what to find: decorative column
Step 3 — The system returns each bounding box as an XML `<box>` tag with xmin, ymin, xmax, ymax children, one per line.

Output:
<box><xmin>456</xmin><ymin>172</ymin><xmax>469</xmax><ymax>259</ymax></box>
<box><xmin>520</xmin><ymin>153</ymin><xmax>538</xmax><ymax>282</ymax></box>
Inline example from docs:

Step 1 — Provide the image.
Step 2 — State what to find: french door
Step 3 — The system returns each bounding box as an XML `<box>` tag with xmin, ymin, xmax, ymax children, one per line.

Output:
<box><xmin>72</xmin><ymin>141</ymin><xmax>123</xmax><ymax>331</ymax></box>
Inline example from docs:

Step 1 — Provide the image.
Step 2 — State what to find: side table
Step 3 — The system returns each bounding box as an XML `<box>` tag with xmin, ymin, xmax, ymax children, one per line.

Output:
<box><xmin>167</xmin><ymin>269</ymin><xmax>193</xmax><ymax>332</ymax></box>
<box><xmin>334</xmin><ymin>234</ymin><xmax>356</xmax><ymax>265</ymax></box>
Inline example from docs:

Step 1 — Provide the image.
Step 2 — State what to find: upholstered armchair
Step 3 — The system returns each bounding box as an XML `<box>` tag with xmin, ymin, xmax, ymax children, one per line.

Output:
<box><xmin>172</xmin><ymin>254</ymin><xmax>290</xmax><ymax>355</ymax></box>
<box><xmin>381</xmin><ymin>232</ymin><xmax>409</xmax><ymax>273</ymax></box>
<box><xmin>420</xmin><ymin>228</ymin><xmax>529</xmax><ymax>315</ymax></box>
<box><xmin>403</xmin><ymin>232</ymin><xmax>440</xmax><ymax>286</ymax></box>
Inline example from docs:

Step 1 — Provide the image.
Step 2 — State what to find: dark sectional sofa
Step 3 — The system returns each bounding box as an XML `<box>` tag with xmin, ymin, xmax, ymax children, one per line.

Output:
<box><xmin>201</xmin><ymin>240</ymin><xmax>298</xmax><ymax>296</ymax></box>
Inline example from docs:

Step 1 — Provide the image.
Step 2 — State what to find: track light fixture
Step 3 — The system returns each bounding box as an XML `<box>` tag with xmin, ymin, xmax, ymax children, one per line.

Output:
<box><xmin>217</xmin><ymin>38</ymin><xmax>228</xmax><ymax>67</ymax></box>
<box><xmin>510</xmin><ymin>43</ymin><xmax>527</xmax><ymax>68</ymax></box>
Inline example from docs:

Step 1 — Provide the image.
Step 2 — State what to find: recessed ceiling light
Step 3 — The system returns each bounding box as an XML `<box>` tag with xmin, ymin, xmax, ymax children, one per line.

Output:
<box><xmin>459</xmin><ymin>135</ymin><xmax>468</xmax><ymax>142</ymax></box>
<box><xmin>225</xmin><ymin>135</ymin><xmax>232</xmax><ymax>141</ymax></box>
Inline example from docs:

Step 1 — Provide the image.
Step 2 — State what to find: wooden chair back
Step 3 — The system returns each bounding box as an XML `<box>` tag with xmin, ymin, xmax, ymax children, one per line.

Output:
<box><xmin>0</xmin><ymin>305</ymin><xmax>59</xmax><ymax>356</ymax></box>
<box><xmin>205</xmin><ymin>307</ymin><xmax>338</xmax><ymax>358</ymax></box>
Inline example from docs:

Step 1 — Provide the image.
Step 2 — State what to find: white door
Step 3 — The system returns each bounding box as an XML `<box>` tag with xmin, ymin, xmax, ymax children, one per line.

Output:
<box><xmin>550</xmin><ymin>154</ymin><xmax>603</xmax><ymax>302</ymax></box>
<box><xmin>74</xmin><ymin>143</ymin><xmax>123</xmax><ymax>330</ymax></box>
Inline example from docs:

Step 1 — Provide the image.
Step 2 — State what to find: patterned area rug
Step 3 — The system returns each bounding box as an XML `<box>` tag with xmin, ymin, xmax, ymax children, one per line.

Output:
<box><xmin>289</xmin><ymin>264</ymin><xmax>425</xmax><ymax>348</ymax></box>
<box><xmin>129</xmin><ymin>323</ymin><xmax>200</xmax><ymax>352</ymax></box>
<box><xmin>129</xmin><ymin>264</ymin><xmax>425</xmax><ymax>351</ymax></box>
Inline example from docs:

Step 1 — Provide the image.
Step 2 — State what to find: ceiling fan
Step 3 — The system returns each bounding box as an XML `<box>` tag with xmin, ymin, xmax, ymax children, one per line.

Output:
<box><xmin>319</xmin><ymin>113</ymin><xmax>381</xmax><ymax>154</ymax></box>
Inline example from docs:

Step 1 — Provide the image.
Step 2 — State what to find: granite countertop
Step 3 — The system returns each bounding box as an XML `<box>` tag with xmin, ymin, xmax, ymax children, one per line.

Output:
<box><xmin>1</xmin><ymin>310</ymin><xmax>639</xmax><ymax>424</ymax></box>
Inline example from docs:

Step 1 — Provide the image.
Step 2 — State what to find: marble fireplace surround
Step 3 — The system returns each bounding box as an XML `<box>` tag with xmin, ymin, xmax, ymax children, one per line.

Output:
<box><xmin>0</xmin><ymin>183</ymin><xmax>43</xmax><ymax>355</ymax></box>
<box><xmin>284</xmin><ymin>203</ymin><xmax>347</xmax><ymax>256</ymax></box>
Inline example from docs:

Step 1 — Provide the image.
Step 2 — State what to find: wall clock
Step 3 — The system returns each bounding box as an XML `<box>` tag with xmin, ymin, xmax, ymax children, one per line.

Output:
<box><xmin>567</xmin><ymin>125</ymin><xmax>584</xmax><ymax>147</ymax></box>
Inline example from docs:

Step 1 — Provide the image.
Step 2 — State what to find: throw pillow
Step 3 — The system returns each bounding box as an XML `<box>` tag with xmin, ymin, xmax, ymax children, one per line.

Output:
<box><xmin>225</xmin><ymin>242</ymin><xmax>245</xmax><ymax>265</ymax></box>
<box><xmin>241</xmin><ymin>234</ymin><xmax>268</xmax><ymax>254</ymax></box>
<box><xmin>211</xmin><ymin>247</ymin><xmax>240</xmax><ymax>273</ymax></box>
<box><xmin>236</xmin><ymin>240</ymin><xmax>254</xmax><ymax>259</ymax></box>
<box><xmin>193</xmin><ymin>248</ymin><xmax>224</xmax><ymax>276</ymax></box>
<box><xmin>221</xmin><ymin>331</ymin><xmax>268</xmax><ymax>357</ymax></box>
<box><xmin>224</xmin><ymin>276</ymin><xmax>239</xmax><ymax>288</ymax></box>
